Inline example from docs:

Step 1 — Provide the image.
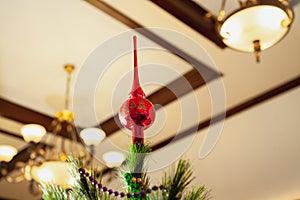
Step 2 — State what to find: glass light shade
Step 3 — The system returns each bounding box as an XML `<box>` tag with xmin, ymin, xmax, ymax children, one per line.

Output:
<box><xmin>21</xmin><ymin>124</ymin><xmax>46</xmax><ymax>143</ymax></box>
<box><xmin>219</xmin><ymin>5</ymin><xmax>292</xmax><ymax>52</ymax></box>
<box><xmin>0</xmin><ymin>145</ymin><xmax>17</xmax><ymax>162</ymax></box>
<box><xmin>31</xmin><ymin>161</ymin><xmax>75</xmax><ymax>188</ymax></box>
<box><xmin>80</xmin><ymin>128</ymin><xmax>106</xmax><ymax>146</ymax></box>
<box><xmin>102</xmin><ymin>151</ymin><xmax>125</xmax><ymax>168</ymax></box>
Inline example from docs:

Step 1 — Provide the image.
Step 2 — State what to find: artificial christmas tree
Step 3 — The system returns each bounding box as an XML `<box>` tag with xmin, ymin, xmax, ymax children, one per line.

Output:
<box><xmin>41</xmin><ymin>36</ymin><xmax>210</xmax><ymax>200</ymax></box>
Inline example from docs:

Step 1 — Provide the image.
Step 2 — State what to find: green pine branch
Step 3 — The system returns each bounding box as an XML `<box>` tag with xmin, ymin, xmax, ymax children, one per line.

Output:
<box><xmin>41</xmin><ymin>150</ymin><xmax>211</xmax><ymax>200</ymax></box>
<box><xmin>41</xmin><ymin>184</ymin><xmax>69</xmax><ymax>200</ymax></box>
<box><xmin>162</xmin><ymin>159</ymin><xmax>210</xmax><ymax>200</ymax></box>
<box><xmin>127</xmin><ymin>143</ymin><xmax>151</xmax><ymax>175</ymax></box>
<box><xmin>118</xmin><ymin>143</ymin><xmax>152</xmax><ymax>200</ymax></box>
<box><xmin>183</xmin><ymin>186</ymin><xmax>211</xmax><ymax>200</ymax></box>
<box><xmin>162</xmin><ymin>159</ymin><xmax>193</xmax><ymax>200</ymax></box>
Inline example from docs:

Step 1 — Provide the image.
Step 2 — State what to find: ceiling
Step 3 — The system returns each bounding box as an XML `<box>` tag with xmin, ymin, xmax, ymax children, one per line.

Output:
<box><xmin>0</xmin><ymin>0</ymin><xmax>299</xmax><ymax>199</ymax></box>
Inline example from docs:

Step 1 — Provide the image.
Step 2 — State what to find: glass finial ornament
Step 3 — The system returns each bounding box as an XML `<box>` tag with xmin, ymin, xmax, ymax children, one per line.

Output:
<box><xmin>119</xmin><ymin>36</ymin><xmax>155</xmax><ymax>145</ymax></box>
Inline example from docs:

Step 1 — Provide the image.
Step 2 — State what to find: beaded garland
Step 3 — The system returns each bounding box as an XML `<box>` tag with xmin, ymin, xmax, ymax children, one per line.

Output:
<box><xmin>79</xmin><ymin>168</ymin><xmax>165</xmax><ymax>198</ymax></box>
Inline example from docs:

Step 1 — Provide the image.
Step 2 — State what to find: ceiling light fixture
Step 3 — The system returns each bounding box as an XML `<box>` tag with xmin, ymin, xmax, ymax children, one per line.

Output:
<box><xmin>102</xmin><ymin>151</ymin><xmax>125</xmax><ymax>168</ymax></box>
<box><xmin>0</xmin><ymin>145</ymin><xmax>17</xmax><ymax>163</ymax></box>
<box><xmin>0</xmin><ymin>145</ymin><xmax>18</xmax><ymax>181</ymax></box>
<box><xmin>80</xmin><ymin>127</ymin><xmax>106</xmax><ymax>156</ymax></box>
<box><xmin>21</xmin><ymin>124</ymin><xmax>46</xmax><ymax>143</ymax></box>
<box><xmin>2</xmin><ymin>65</ymin><xmax>105</xmax><ymax>193</ymax></box>
<box><xmin>217</xmin><ymin>0</ymin><xmax>294</xmax><ymax>62</ymax></box>
<box><xmin>28</xmin><ymin>65</ymin><xmax>96</xmax><ymax>187</ymax></box>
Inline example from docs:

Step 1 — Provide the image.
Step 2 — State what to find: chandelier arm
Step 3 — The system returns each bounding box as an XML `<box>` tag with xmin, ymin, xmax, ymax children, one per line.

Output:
<box><xmin>67</xmin><ymin>122</ymin><xmax>77</xmax><ymax>154</ymax></box>
<box><xmin>61</xmin><ymin>135</ymin><xmax>67</xmax><ymax>159</ymax></box>
<box><xmin>218</xmin><ymin>0</ymin><xmax>227</xmax><ymax>21</ymax></box>
<box><xmin>70</xmin><ymin>123</ymin><xmax>91</xmax><ymax>160</ymax></box>
<box><xmin>44</xmin><ymin>122</ymin><xmax>62</xmax><ymax>160</ymax></box>
<box><xmin>3</xmin><ymin>143</ymin><xmax>34</xmax><ymax>183</ymax></box>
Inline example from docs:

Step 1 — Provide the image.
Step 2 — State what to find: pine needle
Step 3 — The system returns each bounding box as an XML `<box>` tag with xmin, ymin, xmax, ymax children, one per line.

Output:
<box><xmin>183</xmin><ymin>186</ymin><xmax>211</xmax><ymax>200</ymax></box>
<box><xmin>41</xmin><ymin>153</ymin><xmax>210</xmax><ymax>200</ymax></box>
<box><xmin>162</xmin><ymin>159</ymin><xmax>194</xmax><ymax>200</ymax></box>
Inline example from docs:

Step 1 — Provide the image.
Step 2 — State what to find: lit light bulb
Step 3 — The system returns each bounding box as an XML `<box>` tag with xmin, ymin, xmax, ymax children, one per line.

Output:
<box><xmin>102</xmin><ymin>151</ymin><xmax>125</xmax><ymax>168</ymax></box>
<box><xmin>80</xmin><ymin>128</ymin><xmax>106</xmax><ymax>146</ymax></box>
<box><xmin>21</xmin><ymin>124</ymin><xmax>46</xmax><ymax>143</ymax></box>
<box><xmin>31</xmin><ymin>161</ymin><xmax>75</xmax><ymax>188</ymax></box>
<box><xmin>0</xmin><ymin>145</ymin><xmax>17</xmax><ymax>162</ymax></box>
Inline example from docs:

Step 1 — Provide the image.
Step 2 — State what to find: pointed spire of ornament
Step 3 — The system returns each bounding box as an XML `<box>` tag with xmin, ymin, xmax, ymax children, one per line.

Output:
<box><xmin>130</xmin><ymin>35</ymin><xmax>145</xmax><ymax>97</ymax></box>
<box><xmin>119</xmin><ymin>36</ymin><xmax>155</xmax><ymax>145</ymax></box>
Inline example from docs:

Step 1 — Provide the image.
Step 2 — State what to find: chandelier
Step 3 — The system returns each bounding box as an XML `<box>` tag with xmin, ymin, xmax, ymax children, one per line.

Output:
<box><xmin>0</xmin><ymin>65</ymin><xmax>106</xmax><ymax>192</ymax></box>
<box><xmin>217</xmin><ymin>0</ymin><xmax>294</xmax><ymax>62</ymax></box>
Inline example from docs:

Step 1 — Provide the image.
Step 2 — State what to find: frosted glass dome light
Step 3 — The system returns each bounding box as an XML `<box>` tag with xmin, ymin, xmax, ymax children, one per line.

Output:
<box><xmin>0</xmin><ymin>145</ymin><xmax>17</xmax><ymax>162</ymax></box>
<box><xmin>80</xmin><ymin>128</ymin><xmax>106</xmax><ymax>146</ymax></box>
<box><xmin>21</xmin><ymin>124</ymin><xmax>46</xmax><ymax>143</ymax></box>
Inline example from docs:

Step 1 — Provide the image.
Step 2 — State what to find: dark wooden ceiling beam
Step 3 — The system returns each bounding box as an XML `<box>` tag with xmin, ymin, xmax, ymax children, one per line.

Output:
<box><xmin>85</xmin><ymin>0</ymin><xmax>222</xmax><ymax>135</ymax></box>
<box><xmin>85</xmin><ymin>0</ymin><xmax>225</xmax><ymax>48</ymax></box>
<box><xmin>84</xmin><ymin>0</ymin><xmax>220</xmax><ymax>69</ymax></box>
<box><xmin>152</xmin><ymin>75</ymin><xmax>300</xmax><ymax>150</ymax></box>
<box><xmin>0</xmin><ymin>99</ymin><xmax>53</xmax><ymax>131</ymax></box>
<box><xmin>0</xmin><ymin>128</ymin><xmax>23</xmax><ymax>140</ymax></box>
<box><xmin>100</xmin><ymin>68</ymin><xmax>221</xmax><ymax>136</ymax></box>
<box><xmin>1</xmin><ymin>0</ymin><xmax>223</xmax><ymax>139</ymax></box>
<box><xmin>0</xmin><ymin>68</ymin><xmax>221</xmax><ymax>140</ymax></box>
<box><xmin>0</xmin><ymin>0</ymin><xmax>223</xmax><ymax>141</ymax></box>
<box><xmin>101</xmin><ymin>76</ymin><xmax>300</xmax><ymax>176</ymax></box>
<box><xmin>149</xmin><ymin>0</ymin><xmax>226</xmax><ymax>48</ymax></box>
